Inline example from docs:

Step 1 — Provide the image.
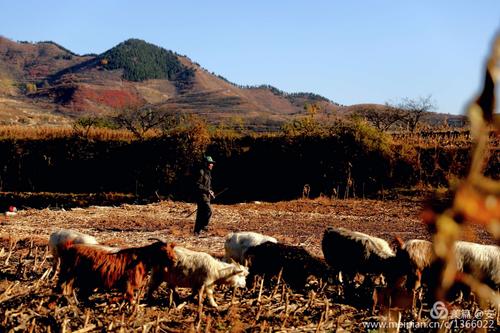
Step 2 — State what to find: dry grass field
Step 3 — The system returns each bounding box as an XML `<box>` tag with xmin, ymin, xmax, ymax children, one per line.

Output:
<box><xmin>0</xmin><ymin>198</ymin><xmax>497</xmax><ymax>332</ymax></box>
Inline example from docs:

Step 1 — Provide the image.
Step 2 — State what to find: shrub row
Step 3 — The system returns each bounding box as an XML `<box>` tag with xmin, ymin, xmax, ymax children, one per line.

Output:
<box><xmin>1</xmin><ymin>127</ymin><xmax>495</xmax><ymax>208</ymax></box>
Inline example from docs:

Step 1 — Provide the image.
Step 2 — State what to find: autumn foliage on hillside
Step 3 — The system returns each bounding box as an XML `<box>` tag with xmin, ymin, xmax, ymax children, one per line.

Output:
<box><xmin>71</xmin><ymin>86</ymin><xmax>144</xmax><ymax>110</ymax></box>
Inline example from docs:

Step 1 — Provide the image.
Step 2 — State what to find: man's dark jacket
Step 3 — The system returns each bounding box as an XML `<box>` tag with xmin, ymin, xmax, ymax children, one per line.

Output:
<box><xmin>196</xmin><ymin>168</ymin><xmax>212</xmax><ymax>202</ymax></box>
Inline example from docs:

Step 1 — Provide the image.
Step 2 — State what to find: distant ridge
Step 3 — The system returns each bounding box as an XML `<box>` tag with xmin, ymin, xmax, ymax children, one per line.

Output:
<box><xmin>0</xmin><ymin>36</ymin><xmax>464</xmax><ymax>128</ymax></box>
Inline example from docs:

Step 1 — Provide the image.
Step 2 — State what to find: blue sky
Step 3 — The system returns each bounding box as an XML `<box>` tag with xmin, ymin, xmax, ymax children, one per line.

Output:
<box><xmin>1</xmin><ymin>1</ymin><xmax>499</xmax><ymax>115</ymax></box>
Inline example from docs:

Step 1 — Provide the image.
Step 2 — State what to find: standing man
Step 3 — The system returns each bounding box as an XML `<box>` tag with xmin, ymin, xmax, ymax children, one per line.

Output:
<box><xmin>194</xmin><ymin>156</ymin><xmax>215</xmax><ymax>235</ymax></box>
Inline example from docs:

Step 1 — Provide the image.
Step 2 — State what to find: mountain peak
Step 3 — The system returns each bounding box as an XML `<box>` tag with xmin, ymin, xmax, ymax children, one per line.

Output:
<box><xmin>99</xmin><ymin>39</ymin><xmax>193</xmax><ymax>82</ymax></box>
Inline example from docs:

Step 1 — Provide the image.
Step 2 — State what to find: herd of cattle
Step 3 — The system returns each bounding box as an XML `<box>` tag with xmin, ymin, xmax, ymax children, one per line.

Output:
<box><xmin>47</xmin><ymin>228</ymin><xmax>500</xmax><ymax>309</ymax></box>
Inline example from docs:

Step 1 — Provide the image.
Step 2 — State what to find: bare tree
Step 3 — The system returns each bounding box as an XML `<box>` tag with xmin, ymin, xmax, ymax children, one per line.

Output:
<box><xmin>114</xmin><ymin>105</ymin><xmax>172</xmax><ymax>139</ymax></box>
<box><xmin>73</xmin><ymin>117</ymin><xmax>98</xmax><ymax>138</ymax></box>
<box><xmin>395</xmin><ymin>96</ymin><xmax>437</xmax><ymax>132</ymax></box>
<box><xmin>72</xmin><ymin>116</ymin><xmax>116</xmax><ymax>138</ymax></box>
<box><xmin>354</xmin><ymin>105</ymin><xmax>407</xmax><ymax>131</ymax></box>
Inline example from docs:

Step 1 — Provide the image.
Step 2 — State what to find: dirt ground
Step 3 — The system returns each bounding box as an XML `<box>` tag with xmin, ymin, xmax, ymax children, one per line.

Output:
<box><xmin>0</xmin><ymin>198</ymin><xmax>497</xmax><ymax>332</ymax></box>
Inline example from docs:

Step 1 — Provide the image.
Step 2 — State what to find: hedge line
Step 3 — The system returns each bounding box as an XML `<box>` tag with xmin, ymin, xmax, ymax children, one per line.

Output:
<box><xmin>1</xmin><ymin>131</ymin><xmax>494</xmax><ymax>208</ymax></box>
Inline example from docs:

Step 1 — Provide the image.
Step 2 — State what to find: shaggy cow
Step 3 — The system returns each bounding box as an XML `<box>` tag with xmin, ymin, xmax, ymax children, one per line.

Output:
<box><xmin>57</xmin><ymin>240</ymin><xmax>176</xmax><ymax>303</ymax></box>
<box><xmin>245</xmin><ymin>241</ymin><xmax>330</xmax><ymax>290</ymax></box>
<box><xmin>395</xmin><ymin>238</ymin><xmax>500</xmax><ymax>293</ymax></box>
<box><xmin>321</xmin><ymin>227</ymin><xmax>396</xmax><ymax>284</ymax></box>
<box><xmin>455</xmin><ymin>241</ymin><xmax>500</xmax><ymax>287</ymax></box>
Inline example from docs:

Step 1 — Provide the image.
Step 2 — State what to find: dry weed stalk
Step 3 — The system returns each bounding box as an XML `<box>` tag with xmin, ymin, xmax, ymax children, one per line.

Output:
<box><xmin>270</xmin><ymin>268</ymin><xmax>283</xmax><ymax>298</ymax></box>
<box><xmin>36</xmin><ymin>246</ymin><xmax>49</xmax><ymax>272</ymax></box>
<box><xmin>72</xmin><ymin>324</ymin><xmax>96</xmax><ymax>333</ymax></box>
<box><xmin>4</xmin><ymin>237</ymin><xmax>17</xmax><ymax>265</ymax></box>
<box><xmin>257</xmin><ymin>277</ymin><xmax>264</xmax><ymax>304</ymax></box>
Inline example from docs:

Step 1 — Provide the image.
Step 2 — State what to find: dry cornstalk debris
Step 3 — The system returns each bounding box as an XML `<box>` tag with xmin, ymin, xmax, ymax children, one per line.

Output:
<box><xmin>0</xmin><ymin>197</ymin><xmax>496</xmax><ymax>332</ymax></box>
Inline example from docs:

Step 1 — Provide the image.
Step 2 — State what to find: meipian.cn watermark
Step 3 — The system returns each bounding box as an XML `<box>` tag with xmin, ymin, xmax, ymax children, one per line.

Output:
<box><xmin>363</xmin><ymin>301</ymin><xmax>497</xmax><ymax>330</ymax></box>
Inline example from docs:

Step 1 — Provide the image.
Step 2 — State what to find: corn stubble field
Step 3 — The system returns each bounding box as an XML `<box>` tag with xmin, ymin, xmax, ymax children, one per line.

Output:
<box><xmin>0</xmin><ymin>198</ymin><xmax>496</xmax><ymax>332</ymax></box>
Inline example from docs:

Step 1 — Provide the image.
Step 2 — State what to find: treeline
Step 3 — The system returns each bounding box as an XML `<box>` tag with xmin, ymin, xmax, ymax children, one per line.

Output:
<box><xmin>239</xmin><ymin>84</ymin><xmax>340</xmax><ymax>106</ymax></box>
<box><xmin>1</xmin><ymin>120</ymin><xmax>496</xmax><ymax>208</ymax></box>
<box><xmin>203</xmin><ymin>72</ymin><xmax>341</xmax><ymax>107</ymax></box>
<box><xmin>18</xmin><ymin>40</ymin><xmax>80</xmax><ymax>57</ymax></box>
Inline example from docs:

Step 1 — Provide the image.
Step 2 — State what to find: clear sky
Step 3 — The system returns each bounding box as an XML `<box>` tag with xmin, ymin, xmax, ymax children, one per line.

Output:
<box><xmin>1</xmin><ymin>1</ymin><xmax>499</xmax><ymax>115</ymax></box>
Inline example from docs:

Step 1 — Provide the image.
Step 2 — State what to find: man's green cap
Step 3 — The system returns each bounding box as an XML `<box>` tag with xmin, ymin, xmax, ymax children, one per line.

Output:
<box><xmin>205</xmin><ymin>156</ymin><xmax>216</xmax><ymax>164</ymax></box>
